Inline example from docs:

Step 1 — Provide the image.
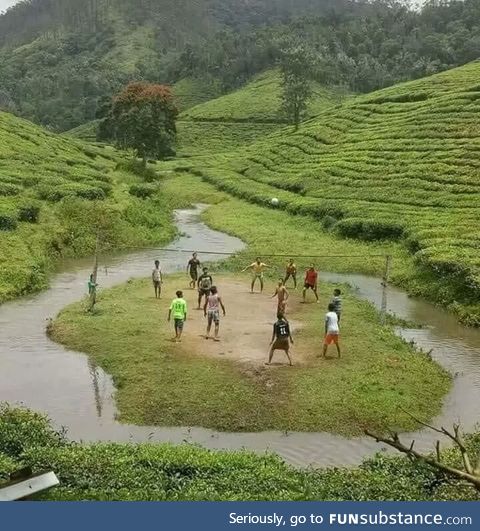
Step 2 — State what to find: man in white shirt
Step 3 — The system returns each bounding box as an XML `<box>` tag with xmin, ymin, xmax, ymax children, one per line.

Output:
<box><xmin>323</xmin><ymin>303</ymin><xmax>341</xmax><ymax>358</ymax></box>
<box><xmin>152</xmin><ymin>260</ymin><xmax>163</xmax><ymax>299</ymax></box>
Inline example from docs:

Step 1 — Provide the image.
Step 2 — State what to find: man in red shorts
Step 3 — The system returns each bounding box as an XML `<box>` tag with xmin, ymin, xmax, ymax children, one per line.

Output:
<box><xmin>323</xmin><ymin>303</ymin><xmax>341</xmax><ymax>358</ymax></box>
<box><xmin>302</xmin><ymin>264</ymin><xmax>319</xmax><ymax>303</ymax></box>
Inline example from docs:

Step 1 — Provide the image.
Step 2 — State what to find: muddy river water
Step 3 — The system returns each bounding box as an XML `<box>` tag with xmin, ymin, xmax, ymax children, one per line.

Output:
<box><xmin>1</xmin><ymin>206</ymin><xmax>479</xmax><ymax>467</ymax></box>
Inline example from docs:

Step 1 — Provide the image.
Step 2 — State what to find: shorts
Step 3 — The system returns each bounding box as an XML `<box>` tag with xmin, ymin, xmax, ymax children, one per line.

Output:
<box><xmin>190</xmin><ymin>271</ymin><xmax>198</xmax><ymax>281</ymax></box>
<box><xmin>272</xmin><ymin>338</ymin><xmax>290</xmax><ymax>351</ymax></box>
<box><xmin>253</xmin><ymin>272</ymin><xmax>264</xmax><ymax>280</ymax></box>
<box><xmin>199</xmin><ymin>288</ymin><xmax>210</xmax><ymax>297</ymax></box>
<box><xmin>153</xmin><ymin>280</ymin><xmax>161</xmax><ymax>288</ymax></box>
<box><xmin>277</xmin><ymin>300</ymin><xmax>287</xmax><ymax>313</ymax></box>
<box><xmin>304</xmin><ymin>283</ymin><xmax>316</xmax><ymax>290</ymax></box>
<box><xmin>207</xmin><ymin>310</ymin><xmax>220</xmax><ymax>324</ymax></box>
<box><xmin>324</xmin><ymin>333</ymin><xmax>339</xmax><ymax>345</ymax></box>
<box><xmin>174</xmin><ymin>319</ymin><xmax>185</xmax><ymax>330</ymax></box>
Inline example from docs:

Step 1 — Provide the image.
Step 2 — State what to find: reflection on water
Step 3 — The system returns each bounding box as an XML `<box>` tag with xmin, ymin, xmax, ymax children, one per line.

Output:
<box><xmin>1</xmin><ymin>206</ymin><xmax>480</xmax><ymax>468</ymax></box>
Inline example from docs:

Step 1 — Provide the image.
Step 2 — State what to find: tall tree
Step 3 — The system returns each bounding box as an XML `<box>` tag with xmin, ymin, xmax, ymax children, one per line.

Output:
<box><xmin>278</xmin><ymin>44</ymin><xmax>314</xmax><ymax>130</ymax></box>
<box><xmin>100</xmin><ymin>82</ymin><xmax>178</xmax><ymax>164</ymax></box>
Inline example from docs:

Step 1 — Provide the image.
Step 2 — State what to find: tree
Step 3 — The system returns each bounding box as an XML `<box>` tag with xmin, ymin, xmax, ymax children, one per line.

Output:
<box><xmin>278</xmin><ymin>44</ymin><xmax>314</xmax><ymax>130</ymax></box>
<box><xmin>100</xmin><ymin>82</ymin><xmax>178</xmax><ymax>165</ymax></box>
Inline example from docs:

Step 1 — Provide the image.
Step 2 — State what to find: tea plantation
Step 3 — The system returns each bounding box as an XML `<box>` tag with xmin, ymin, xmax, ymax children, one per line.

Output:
<box><xmin>0</xmin><ymin>112</ymin><xmax>176</xmax><ymax>302</ymax></box>
<box><xmin>176</xmin><ymin>70</ymin><xmax>349</xmax><ymax>156</ymax></box>
<box><xmin>190</xmin><ymin>61</ymin><xmax>480</xmax><ymax>324</ymax></box>
<box><xmin>1</xmin><ymin>405</ymin><xmax>479</xmax><ymax>501</ymax></box>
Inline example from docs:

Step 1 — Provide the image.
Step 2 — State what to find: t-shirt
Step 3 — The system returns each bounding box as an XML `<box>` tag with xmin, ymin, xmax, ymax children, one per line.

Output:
<box><xmin>325</xmin><ymin>311</ymin><xmax>340</xmax><ymax>334</ymax></box>
<box><xmin>274</xmin><ymin>320</ymin><xmax>291</xmax><ymax>339</ymax></box>
<box><xmin>170</xmin><ymin>298</ymin><xmax>187</xmax><ymax>320</ymax></box>
<box><xmin>207</xmin><ymin>294</ymin><xmax>220</xmax><ymax>312</ymax></box>
<box><xmin>88</xmin><ymin>280</ymin><xmax>97</xmax><ymax>295</ymax></box>
<box><xmin>305</xmin><ymin>269</ymin><xmax>318</xmax><ymax>285</ymax></box>
<box><xmin>332</xmin><ymin>296</ymin><xmax>342</xmax><ymax>314</ymax></box>
<box><xmin>198</xmin><ymin>274</ymin><xmax>213</xmax><ymax>291</ymax></box>
<box><xmin>188</xmin><ymin>258</ymin><xmax>200</xmax><ymax>274</ymax></box>
<box><xmin>152</xmin><ymin>268</ymin><xmax>161</xmax><ymax>282</ymax></box>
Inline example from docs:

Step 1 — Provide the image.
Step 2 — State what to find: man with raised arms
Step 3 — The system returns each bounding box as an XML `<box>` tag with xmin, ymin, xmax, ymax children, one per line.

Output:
<box><xmin>242</xmin><ymin>257</ymin><xmax>270</xmax><ymax>294</ymax></box>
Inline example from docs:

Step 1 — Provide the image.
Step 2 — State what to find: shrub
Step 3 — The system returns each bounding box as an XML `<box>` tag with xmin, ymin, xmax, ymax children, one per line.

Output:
<box><xmin>116</xmin><ymin>160</ymin><xmax>159</xmax><ymax>182</ymax></box>
<box><xmin>129</xmin><ymin>184</ymin><xmax>157</xmax><ymax>199</ymax></box>
<box><xmin>36</xmin><ymin>183</ymin><xmax>106</xmax><ymax>202</ymax></box>
<box><xmin>322</xmin><ymin>215</ymin><xmax>338</xmax><ymax>230</ymax></box>
<box><xmin>0</xmin><ymin>405</ymin><xmax>66</xmax><ymax>458</ymax></box>
<box><xmin>0</xmin><ymin>182</ymin><xmax>21</xmax><ymax>196</ymax></box>
<box><xmin>336</xmin><ymin>219</ymin><xmax>405</xmax><ymax>241</ymax></box>
<box><xmin>0</xmin><ymin>213</ymin><xmax>17</xmax><ymax>231</ymax></box>
<box><xmin>18</xmin><ymin>204</ymin><xmax>41</xmax><ymax>223</ymax></box>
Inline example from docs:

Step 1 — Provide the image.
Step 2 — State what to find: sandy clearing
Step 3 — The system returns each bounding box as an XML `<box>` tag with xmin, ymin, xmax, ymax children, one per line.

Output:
<box><xmin>176</xmin><ymin>278</ymin><xmax>316</xmax><ymax>367</ymax></box>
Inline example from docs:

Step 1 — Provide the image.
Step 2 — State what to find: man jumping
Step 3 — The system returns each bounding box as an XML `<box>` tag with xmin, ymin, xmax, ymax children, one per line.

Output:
<box><xmin>204</xmin><ymin>286</ymin><xmax>226</xmax><ymax>342</ymax></box>
<box><xmin>242</xmin><ymin>257</ymin><xmax>270</xmax><ymax>293</ymax></box>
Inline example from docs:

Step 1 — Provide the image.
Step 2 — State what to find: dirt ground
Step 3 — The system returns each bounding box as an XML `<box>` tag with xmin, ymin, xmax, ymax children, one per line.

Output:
<box><xmin>177</xmin><ymin>278</ymin><xmax>313</xmax><ymax>367</ymax></box>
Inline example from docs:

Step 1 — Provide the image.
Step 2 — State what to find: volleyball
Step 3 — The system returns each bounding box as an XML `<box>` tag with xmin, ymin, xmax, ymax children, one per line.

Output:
<box><xmin>271</xmin><ymin>197</ymin><xmax>279</xmax><ymax>206</ymax></box>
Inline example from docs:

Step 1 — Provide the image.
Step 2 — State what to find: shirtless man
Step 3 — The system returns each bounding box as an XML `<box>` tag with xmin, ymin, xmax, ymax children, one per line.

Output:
<box><xmin>242</xmin><ymin>257</ymin><xmax>270</xmax><ymax>293</ymax></box>
<box><xmin>272</xmin><ymin>279</ymin><xmax>289</xmax><ymax>314</ymax></box>
<box><xmin>284</xmin><ymin>259</ymin><xmax>297</xmax><ymax>289</ymax></box>
<box><xmin>203</xmin><ymin>286</ymin><xmax>226</xmax><ymax>341</ymax></box>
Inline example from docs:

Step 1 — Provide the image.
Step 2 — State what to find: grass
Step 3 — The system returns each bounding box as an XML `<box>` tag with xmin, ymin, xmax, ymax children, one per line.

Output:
<box><xmin>0</xmin><ymin>111</ymin><xmax>177</xmax><ymax>303</ymax></box>
<box><xmin>51</xmin><ymin>265</ymin><xmax>450</xmax><ymax>435</ymax></box>
<box><xmin>173</xmin><ymin>61</ymin><xmax>480</xmax><ymax>325</ymax></box>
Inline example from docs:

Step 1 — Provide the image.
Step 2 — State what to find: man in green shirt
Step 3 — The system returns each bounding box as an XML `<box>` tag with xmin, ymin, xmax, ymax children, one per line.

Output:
<box><xmin>168</xmin><ymin>290</ymin><xmax>188</xmax><ymax>342</ymax></box>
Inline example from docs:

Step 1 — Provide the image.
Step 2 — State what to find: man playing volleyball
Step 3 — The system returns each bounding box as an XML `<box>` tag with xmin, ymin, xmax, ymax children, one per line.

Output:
<box><xmin>303</xmin><ymin>264</ymin><xmax>320</xmax><ymax>303</ymax></box>
<box><xmin>284</xmin><ymin>259</ymin><xmax>297</xmax><ymax>289</ymax></box>
<box><xmin>203</xmin><ymin>286</ymin><xmax>226</xmax><ymax>342</ymax></box>
<box><xmin>242</xmin><ymin>257</ymin><xmax>270</xmax><ymax>293</ymax></box>
<box><xmin>323</xmin><ymin>303</ymin><xmax>341</xmax><ymax>358</ymax></box>
<box><xmin>266</xmin><ymin>313</ymin><xmax>294</xmax><ymax>366</ymax></box>
<box><xmin>272</xmin><ymin>279</ymin><xmax>289</xmax><ymax>314</ymax></box>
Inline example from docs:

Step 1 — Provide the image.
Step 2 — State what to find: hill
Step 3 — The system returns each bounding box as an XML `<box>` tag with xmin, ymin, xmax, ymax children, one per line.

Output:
<box><xmin>187</xmin><ymin>61</ymin><xmax>480</xmax><ymax>324</ymax></box>
<box><xmin>176</xmin><ymin>70</ymin><xmax>349</xmax><ymax>156</ymax></box>
<box><xmin>0</xmin><ymin>111</ymin><xmax>176</xmax><ymax>303</ymax></box>
<box><xmin>1</xmin><ymin>0</ymin><xmax>480</xmax><ymax>132</ymax></box>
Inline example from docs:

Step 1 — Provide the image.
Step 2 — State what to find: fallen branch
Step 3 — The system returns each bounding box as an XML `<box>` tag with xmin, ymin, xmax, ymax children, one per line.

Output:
<box><xmin>365</xmin><ymin>426</ymin><xmax>480</xmax><ymax>492</ymax></box>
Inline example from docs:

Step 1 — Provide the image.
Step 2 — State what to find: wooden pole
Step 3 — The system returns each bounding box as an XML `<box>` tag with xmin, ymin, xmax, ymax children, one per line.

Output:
<box><xmin>381</xmin><ymin>255</ymin><xmax>392</xmax><ymax>325</ymax></box>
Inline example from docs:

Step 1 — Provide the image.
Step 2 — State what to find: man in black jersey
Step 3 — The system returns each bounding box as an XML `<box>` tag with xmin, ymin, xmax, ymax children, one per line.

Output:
<box><xmin>266</xmin><ymin>313</ymin><xmax>294</xmax><ymax>366</ymax></box>
<box><xmin>187</xmin><ymin>252</ymin><xmax>201</xmax><ymax>289</ymax></box>
<box><xmin>197</xmin><ymin>267</ymin><xmax>213</xmax><ymax>309</ymax></box>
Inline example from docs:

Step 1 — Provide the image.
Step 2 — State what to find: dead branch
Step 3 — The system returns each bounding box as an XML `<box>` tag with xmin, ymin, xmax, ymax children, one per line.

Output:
<box><xmin>365</xmin><ymin>429</ymin><xmax>480</xmax><ymax>492</ymax></box>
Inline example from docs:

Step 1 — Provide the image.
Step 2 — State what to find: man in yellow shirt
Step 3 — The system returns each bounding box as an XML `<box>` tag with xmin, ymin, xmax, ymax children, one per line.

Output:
<box><xmin>242</xmin><ymin>257</ymin><xmax>271</xmax><ymax>293</ymax></box>
<box><xmin>168</xmin><ymin>290</ymin><xmax>187</xmax><ymax>343</ymax></box>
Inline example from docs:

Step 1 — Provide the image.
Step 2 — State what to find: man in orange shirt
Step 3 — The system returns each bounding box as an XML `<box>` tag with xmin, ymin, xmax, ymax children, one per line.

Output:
<box><xmin>302</xmin><ymin>264</ymin><xmax>320</xmax><ymax>303</ymax></box>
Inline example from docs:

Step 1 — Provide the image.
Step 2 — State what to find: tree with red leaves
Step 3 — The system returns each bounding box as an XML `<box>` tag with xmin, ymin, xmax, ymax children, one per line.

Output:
<box><xmin>100</xmin><ymin>82</ymin><xmax>178</xmax><ymax>164</ymax></box>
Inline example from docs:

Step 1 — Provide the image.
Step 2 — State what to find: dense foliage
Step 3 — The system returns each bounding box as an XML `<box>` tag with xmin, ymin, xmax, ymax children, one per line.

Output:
<box><xmin>1</xmin><ymin>0</ymin><xmax>480</xmax><ymax>131</ymax></box>
<box><xmin>0</xmin><ymin>405</ymin><xmax>479</xmax><ymax>501</ymax></box>
<box><xmin>0</xmin><ymin>111</ymin><xmax>177</xmax><ymax>303</ymax></box>
<box><xmin>99</xmin><ymin>82</ymin><xmax>178</xmax><ymax>162</ymax></box>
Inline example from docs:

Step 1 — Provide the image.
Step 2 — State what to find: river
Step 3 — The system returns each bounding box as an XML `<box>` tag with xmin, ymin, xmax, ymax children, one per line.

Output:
<box><xmin>1</xmin><ymin>206</ymin><xmax>479</xmax><ymax>467</ymax></box>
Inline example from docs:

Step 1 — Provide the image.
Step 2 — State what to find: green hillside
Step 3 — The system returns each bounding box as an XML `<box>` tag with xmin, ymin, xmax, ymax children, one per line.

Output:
<box><xmin>186</xmin><ymin>61</ymin><xmax>480</xmax><ymax>324</ymax></box>
<box><xmin>0</xmin><ymin>111</ymin><xmax>175</xmax><ymax>303</ymax></box>
<box><xmin>181</xmin><ymin>70</ymin><xmax>348</xmax><ymax>122</ymax></box>
<box><xmin>176</xmin><ymin>70</ymin><xmax>348</xmax><ymax>156</ymax></box>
